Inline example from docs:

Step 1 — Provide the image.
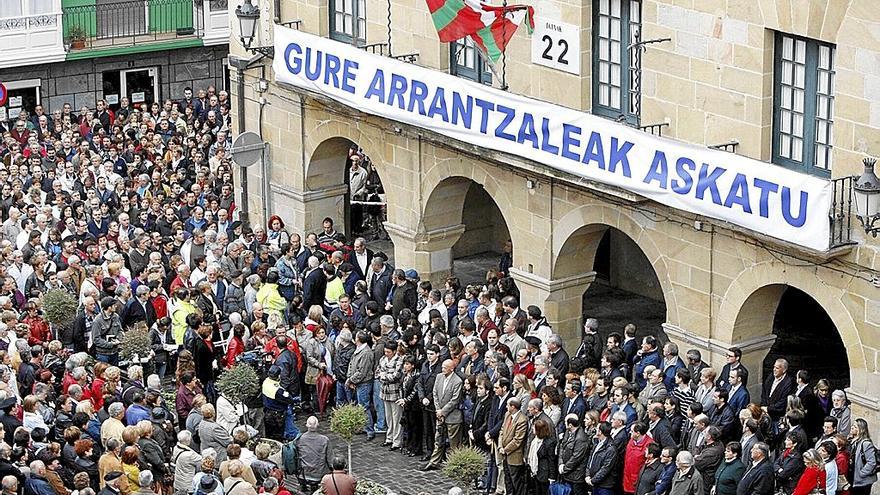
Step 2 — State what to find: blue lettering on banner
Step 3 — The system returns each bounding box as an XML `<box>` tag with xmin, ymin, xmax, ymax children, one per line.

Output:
<box><xmin>516</xmin><ymin>113</ymin><xmax>540</xmax><ymax>149</ymax></box>
<box><xmin>752</xmin><ymin>178</ymin><xmax>778</xmax><ymax>218</ymax></box>
<box><xmin>495</xmin><ymin>105</ymin><xmax>517</xmax><ymax>141</ymax></box>
<box><xmin>274</xmin><ymin>28</ymin><xmax>834</xmax><ymax>251</ymax></box>
<box><xmin>671</xmin><ymin>157</ymin><xmax>695</xmax><ymax>195</ymax></box>
<box><xmin>581</xmin><ymin>132</ymin><xmax>605</xmax><ymax>170</ymax></box>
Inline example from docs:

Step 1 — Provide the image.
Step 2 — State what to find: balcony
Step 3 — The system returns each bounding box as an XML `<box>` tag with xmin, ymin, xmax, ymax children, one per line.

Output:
<box><xmin>0</xmin><ymin>0</ymin><xmax>66</xmax><ymax>69</ymax></box>
<box><xmin>60</xmin><ymin>0</ymin><xmax>228</xmax><ymax>54</ymax></box>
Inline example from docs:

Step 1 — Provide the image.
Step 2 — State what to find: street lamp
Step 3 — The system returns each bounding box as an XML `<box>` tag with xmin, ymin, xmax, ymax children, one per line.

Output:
<box><xmin>854</xmin><ymin>157</ymin><xmax>880</xmax><ymax>236</ymax></box>
<box><xmin>235</xmin><ymin>0</ymin><xmax>260</xmax><ymax>50</ymax></box>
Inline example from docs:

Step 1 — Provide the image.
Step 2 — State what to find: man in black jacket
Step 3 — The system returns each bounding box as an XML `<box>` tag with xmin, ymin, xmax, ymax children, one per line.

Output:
<box><xmin>418</xmin><ymin>345</ymin><xmax>442</xmax><ymax>462</ymax></box>
<box><xmin>485</xmin><ymin>378</ymin><xmax>513</xmax><ymax>495</ymax></box>
<box><xmin>558</xmin><ymin>414</ymin><xmax>590</xmax><ymax>495</ymax></box>
<box><xmin>736</xmin><ymin>442</ymin><xmax>774</xmax><ymax>495</ymax></box>
<box><xmin>586</xmin><ymin>422</ymin><xmax>618</xmax><ymax>495</ymax></box>
<box><xmin>301</xmin><ymin>260</ymin><xmax>328</xmax><ymax>310</ymax></box>
<box><xmin>760</xmin><ymin>358</ymin><xmax>795</xmax><ymax>422</ymax></box>
<box><xmin>635</xmin><ymin>443</ymin><xmax>664</xmax><ymax>495</ymax></box>
<box><xmin>387</xmin><ymin>269</ymin><xmax>416</xmax><ymax>320</ymax></box>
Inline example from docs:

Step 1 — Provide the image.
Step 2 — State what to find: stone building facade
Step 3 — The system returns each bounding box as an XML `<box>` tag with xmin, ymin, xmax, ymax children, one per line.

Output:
<box><xmin>230</xmin><ymin>0</ymin><xmax>880</xmax><ymax>419</ymax></box>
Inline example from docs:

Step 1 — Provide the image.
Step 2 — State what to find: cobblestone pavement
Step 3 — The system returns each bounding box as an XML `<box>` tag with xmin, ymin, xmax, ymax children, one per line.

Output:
<box><xmin>290</xmin><ymin>416</ymin><xmax>461</xmax><ymax>495</ymax></box>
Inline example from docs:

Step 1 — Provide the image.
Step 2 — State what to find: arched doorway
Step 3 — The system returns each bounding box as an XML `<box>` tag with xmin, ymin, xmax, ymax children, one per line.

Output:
<box><xmin>421</xmin><ymin>177</ymin><xmax>512</xmax><ymax>285</ymax></box>
<box><xmin>554</xmin><ymin>224</ymin><xmax>668</xmax><ymax>343</ymax></box>
<box><xmin>307</xmin><ymin>137</ymin><xmax>393</xmax><ymax>256</ymax></box>
<box><xmin>746</xmin><ymin>286</ymin><xmax>850</xmax><ymax>390</ymax></box>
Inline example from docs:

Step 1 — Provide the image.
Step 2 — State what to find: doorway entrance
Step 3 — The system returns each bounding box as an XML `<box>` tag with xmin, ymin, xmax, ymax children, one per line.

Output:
<box><xmin>122</xmin><ymin>68</ymin><xmax>158</xmax><ymax>107</ymax></box>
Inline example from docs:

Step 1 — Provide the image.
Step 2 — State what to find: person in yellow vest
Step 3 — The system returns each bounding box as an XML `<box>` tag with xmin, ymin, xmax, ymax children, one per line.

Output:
<box><xmin>171</xmin><ymin>288</ymin><xmax>197</xmax><ymax>345</ymax></box>
<box><xmin>256</xmin><ymin>271</ymin><xmax>287</xmax><ymax>321</ymax></box>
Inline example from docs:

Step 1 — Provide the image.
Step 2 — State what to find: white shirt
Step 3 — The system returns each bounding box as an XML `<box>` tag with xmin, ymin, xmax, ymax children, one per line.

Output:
<box><xmin>356</xmin><ymin>251</ymin><xmax>369</xmax><ymax>276</ymax></box>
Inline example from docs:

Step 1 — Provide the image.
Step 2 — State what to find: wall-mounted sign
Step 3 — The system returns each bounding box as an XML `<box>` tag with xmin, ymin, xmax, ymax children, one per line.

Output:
<box><xmin>131</xmin><ymin>92</ymin><xmax>145</xmax><ymax>103</ymax></box>
<box><xmin>530</xmin><ymin>18</ymin><xmax>580</xmax><ymax>75</ymax></box>
<box><xmin>8</xmin><ymin>108</ymin><xmax>20</xmax><ymax>119</ymax></box>
<box><xmin>8</xmin><ymin>96</ymin><xmax>21</xmax><ymax>107</ymax></box>
<box><xmin>106</xmin><ymin>94</ymin><xmax>119</xmax><ymax>105</ymax></box>
<box><xmin>0</xmin><ymin>108</ymin><xmax>6</xmax><ymax>122</ymax></box>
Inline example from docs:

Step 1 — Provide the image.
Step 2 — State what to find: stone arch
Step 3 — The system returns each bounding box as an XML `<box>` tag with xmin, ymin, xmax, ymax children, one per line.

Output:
<box><xmin>716</xmin><ymin>262</ymin><xmax>865</xmax><ymax>373</ymax></box>
<box><xmin>551</xmin><ymin>205</ymin><xmax>680</xmax><ymax>327</ymax></box>
<box><xmin>418</xmin><ymin>156</ymin><xmax>523</xmax><ymax>254</ymax></box>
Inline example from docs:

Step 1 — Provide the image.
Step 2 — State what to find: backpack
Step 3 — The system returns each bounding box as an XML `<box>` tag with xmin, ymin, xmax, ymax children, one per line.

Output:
<box><xmin>860</xmin><ymin>440</ymin><xmax>880</xmax><ymax>475</ymax></box>
<box><xmin>281</xmin><ymin>435</ymin><xmax>303</xmax><ymax>476</ymax></box>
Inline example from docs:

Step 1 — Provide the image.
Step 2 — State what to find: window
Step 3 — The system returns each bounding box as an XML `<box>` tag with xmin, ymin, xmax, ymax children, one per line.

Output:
<box><xmin>451</xmin><ymin>38</ymin><xmax>492</xmax><ymax>84</ymax></box>
<box><xmin>592</xmin><ymin>0</ymin><xmax>641</xmax><ymax>124</ymax></box>
<box><xmin>772</xmin><ymin>33</ymin><xmax>835</xmax><ymax>176</ymax></box>
<box><xmin>0</xmin><ymin>0</ymin><xmax>52</xmax><ymax>17</ymax></box>
<box><xmin>330</xmin><ymin>0</ymin><xmax>365</xmax><ymax>44</ymax></box>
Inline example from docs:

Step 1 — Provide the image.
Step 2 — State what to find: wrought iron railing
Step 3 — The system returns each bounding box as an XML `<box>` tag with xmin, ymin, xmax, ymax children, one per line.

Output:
<box><xmin>709</xmin><ymin>140</ymin><xmax>739</xmax><ymax>153</ymax></box>
<box><xmin>830</xmin><ymin>176</ymin><xmax>853</xmax><ymax>248</ymax></box>
<box><xmin>62</xmin><ymin>0</ymin><xmax>201</xmax><ymax>49</ymax></box>
<box><xmin>638</xmin><ymin>122</ymin><xmax>668</xmax><ymax>137</ymax></box>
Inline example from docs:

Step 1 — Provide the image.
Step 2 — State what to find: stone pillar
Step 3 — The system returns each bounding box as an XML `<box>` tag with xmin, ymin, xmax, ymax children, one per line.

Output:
<box><xmin>270</xmin><ymin>183</ymin><xmax>348</xmax><ymax>236</ymax></box>
<box><xmin>509</xmin><ymin>268</ymin><xmax>596</xmax><ymax>348</ymax></box>
<box><xmin>663</xmin><ymin>323</ymin><xmax>776</xmax><ymax>398</ymax></box>
<box><xmin>384</xmin><ymin>222</ymin><xmax>465</xmax><ymax>285</ymax></box>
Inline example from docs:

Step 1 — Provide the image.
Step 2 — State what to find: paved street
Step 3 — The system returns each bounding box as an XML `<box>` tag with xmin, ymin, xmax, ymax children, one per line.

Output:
<box><xmin>291</xmin><ymin>416</ymin><xmax>461</xmax><ymax>495</ymax></box>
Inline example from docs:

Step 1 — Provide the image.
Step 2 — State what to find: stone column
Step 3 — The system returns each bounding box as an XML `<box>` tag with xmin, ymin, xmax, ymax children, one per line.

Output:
<box><xmin>509</xmin><ymin>268</ymin><xmax>596</xmax><ymax>347</ymax></box>
<box><xmin>270</xmin><ymin>183</ymin><xmax>348</xmax><ymax>236</ymax></box>
<box><xmin>663</xmin><ymin>323</ymin><xmax>776</xmax><ymax>398</ymax></box>
<box><xmin>384</xmin><ymin>222</ymin><xmax>465</xmax><ymax>285</ymax></box>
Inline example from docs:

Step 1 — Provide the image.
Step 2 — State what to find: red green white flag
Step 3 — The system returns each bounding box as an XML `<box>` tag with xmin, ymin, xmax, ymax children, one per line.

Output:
<box><xmin>426</xmin><ymin>0</ymin><xmax>535</xmax><ymax>63</ymax></box>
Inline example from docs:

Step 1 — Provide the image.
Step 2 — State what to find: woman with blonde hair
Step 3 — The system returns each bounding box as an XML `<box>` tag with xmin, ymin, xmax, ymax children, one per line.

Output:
<box><xmin>792</xmin><ymin>449</ymin><xmax>826</xmax><ymax>495</ymax></box>
<box><xmin>848</xmin><ymin>418</ymin><xmax>878</xmax><ymax>495</ymax></box>
<box><xmin>512</xmin><ymin>373</ymin><xmax>536</xmax><ymax>413</ymax></box>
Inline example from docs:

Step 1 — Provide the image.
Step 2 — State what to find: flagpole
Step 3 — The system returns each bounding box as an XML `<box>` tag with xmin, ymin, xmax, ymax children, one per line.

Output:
<box><xmin>501</xmin><ymin>0</ymin><xmax>508</xmax><ymax>90</ymax></box>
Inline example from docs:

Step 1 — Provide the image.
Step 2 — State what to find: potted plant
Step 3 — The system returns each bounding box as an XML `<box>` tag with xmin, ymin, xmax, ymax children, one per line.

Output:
<box><xmin>443</xmin><ymin>446</ymin><xmax>486</xmax><ymax>495</ymax></box>
<box><xmin>329</xmin><ymin>403</ymin><xmax>367</xmax><ymax>475</ymax></box>
<box><xmin>41</xmin><ymin>289</ymin><xmax>78</xmax><ymax>339</ymax></box>
<box><xmin>68</xmin><ymin>24</ymin><xmax>87</xmax><ymax>49</ymax></box>
<box><xmin>119</xmin><ymin>322</ymin><xmax>153</xmax><ymax>364</ymax></box>
<box><xmin>216</xmin><ymin>364</ymin><xmax>260</xmax><ymax>425</ymax></box>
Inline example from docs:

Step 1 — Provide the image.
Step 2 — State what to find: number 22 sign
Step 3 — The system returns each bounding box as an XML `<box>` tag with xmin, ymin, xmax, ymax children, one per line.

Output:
<box><xmin>530</xmin><ymin>18</ymin><xmax>580</xmax><ymax>76</ymax></box>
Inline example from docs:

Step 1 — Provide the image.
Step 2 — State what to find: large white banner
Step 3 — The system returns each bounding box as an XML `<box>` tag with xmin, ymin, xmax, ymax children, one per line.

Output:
<box><xmin>273</xmin><ymin>26</ymin><xmax>833</xmax><ymax>251</ymax></box>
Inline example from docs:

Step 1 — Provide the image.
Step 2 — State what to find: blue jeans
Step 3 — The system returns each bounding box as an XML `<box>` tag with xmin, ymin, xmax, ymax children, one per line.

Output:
<box><xmin>372</xmin><ymin>379</ymin><xmax>387</xmax><ymax>430</ymax></box>
<box><xmin>336</xmin><ymin>382</ymin><xmax>353</xmax><ymax>405</ymax></box>
<box><xmin>96</xmin><ymin>353</ymin><xmax>118</xmax><ymax>366</ymax></box>
<box><xmin>593</xmin><ymin>487</ymin><xmax>614</xmax><ymax>495</ymax></box>
<box><xmin>284</xmin><ymin>404</ymin><xmax>300</xmax><ymax>440</ymax></box>
<box><xmin>356</xmin><ymin>383</ymin><xmax>374</xmax><ymax>435</ymax></box>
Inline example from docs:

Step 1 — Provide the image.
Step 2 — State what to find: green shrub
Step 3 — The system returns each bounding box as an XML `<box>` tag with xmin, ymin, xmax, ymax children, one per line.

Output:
<box><xmin>329</xmin><ymin>403</ymin><xmax>367</xmax><ymax>442</ymax></box>
<box><xmin>216</xmin><ymin>364</ymin><xmax>260</xmax><ymax>406</ymax></box>
<box><xmin>42</xmin><ymin>289</ymin><xmax>78</xmax><ymax>329</ymax></box>
<box><xmin>443</xmin><ymin>446</ymin><xmax>486</xmax><ymax>492</ymax></box>
<box><xmin>119</xmin><ymin>323</ymin><xmax>152</xmax><ymax>359</ymax></box>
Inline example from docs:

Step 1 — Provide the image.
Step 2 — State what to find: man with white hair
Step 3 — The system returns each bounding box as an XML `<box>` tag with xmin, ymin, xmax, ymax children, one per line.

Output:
<box><xmin>670</xmin><ymin>451</ymin><xmax>703</xmax><ymax>495</ymax></box>
<box><xmin>101</xmin><ymin>402</ymin><xmax>126</xmax><ymax>448</ymax></box>
<box><xmin>24</xmin><ymin>460</ymin><xmax>53</xmax><ymax>495</ymax></box>
<box><xmin>296</xmin><ymin>416</ymin><xmax>332</xmax><ymax>492</ymax></box>
<box><xmin>172</xmin><ymin>430</ymin><xmax>202</xmax><ymax>494</ymax></box>
<box><xmin>8</xmin><ymin>250</ymin><xmax>32</xmax><ymax>294</ymax></box>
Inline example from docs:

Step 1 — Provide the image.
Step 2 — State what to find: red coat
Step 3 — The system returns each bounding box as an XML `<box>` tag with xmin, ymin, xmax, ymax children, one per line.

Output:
<box><xmin>225</xmin><ymin>336</ymin><xmax>245</xmax><ymax>368</ymax></box>
<box><xmin>264</xmin><ymin>336</ymin><xmax>304</xmax><ymax>372</ymax></box>
<box><xmin>623</xmin><ymin>434</ymin><xmax>653</xmax><ymax>493</ymax></box>
<box><xmin>23</xmin><ymin>315</ymin><xmax>51</xmax><ymax>346</ymax></box>
<box><xmin>793</xmin><ymin>466</ymin><xmax>826</xmax><ymax>495</ymax></box>
<box><xmin>512</xmin><ymin>361</ymin><xmax>535</xmax><ymax>379</ymax></box>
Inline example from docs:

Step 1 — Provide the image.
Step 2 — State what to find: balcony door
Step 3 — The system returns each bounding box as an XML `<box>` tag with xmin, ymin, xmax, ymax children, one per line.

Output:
<box><xmin>97</xmin><ymin>0</ymin><xmax>148</xmax><ymax>39</ymax></box>
<box><xmin>121</xmin><ymin>68</ymin><xmax>158</xmax><ymax>107</ymax></box>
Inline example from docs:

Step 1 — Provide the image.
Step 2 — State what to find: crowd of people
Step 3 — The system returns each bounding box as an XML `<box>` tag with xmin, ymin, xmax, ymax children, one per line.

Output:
<box><xmin>0</xmin><ymin>85</ymin><xmax>877</xmax><ymax>495</ymax></box>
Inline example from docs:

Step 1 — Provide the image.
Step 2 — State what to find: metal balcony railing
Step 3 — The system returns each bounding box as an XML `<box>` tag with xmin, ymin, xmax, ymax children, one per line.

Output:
<box><xmin>638</xmin><ymin>122</ymin><xmax>668</xmax><ymax>137</ymax></box>
<box><xmin>62</xmin><ymin>0</ymin><xmax>202</xmax><ymax>49</ymax></box>
<box><xmin>830</xmin><ymin>176</ymin><xmax>854</xmax><ymax>248</ymax></box>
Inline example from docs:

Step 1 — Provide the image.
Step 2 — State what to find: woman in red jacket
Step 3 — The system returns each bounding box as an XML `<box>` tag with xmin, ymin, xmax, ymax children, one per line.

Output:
<box><xmin>793</xmin><ymin>449</ymin><xmax>827</xmax><ymax>495</ymax></box>
<box><xmin>224</xmin><ymin>324</ymin><xmax>246</xmax><ymax>368</ymax></box>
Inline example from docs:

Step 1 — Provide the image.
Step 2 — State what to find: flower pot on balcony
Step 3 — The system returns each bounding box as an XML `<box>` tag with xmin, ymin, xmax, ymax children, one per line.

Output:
<box><xmin>68</xmin><ymin>25</ymin><xmax>87</xmax><ymax>49</ymax></box>
<box><xmin>70</xmin><ymin>39</ymin><xmax>86</xmax><ymax>49</ymax></box>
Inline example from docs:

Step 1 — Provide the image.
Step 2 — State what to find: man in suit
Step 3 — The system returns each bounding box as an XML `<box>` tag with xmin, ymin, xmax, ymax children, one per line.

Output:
<box><xmin>499</xmin><ymin>398</ymin><xmax>528</xmax><ymax>495</ymax></box>
<box><xmin>622</xmin><ymin>323</ymin><xmax>639</xmax><ymax>380</ymax></box>
<box><xmin>609</xmin><ymin>385</ymin><xmax>638</xmax><ymax>427</ymax></box>
<box><xmin>717</xmin><ymin>346</ymin><xmax>749</xmax><ymax>392</ymax></box>
<box><xmin>760</xmin><ymin>358</ymin><xmax>795</xmax><ymax>421</ymax></box>
<box><xmin>693</xmin><ymin>426</ymin><xmax>724</xmax><ymax>485</ymax></box>
<box><xmin>727</xmin><ymin>368</ymin><xmax>750</xmax><ymax>414</ymax></box>
<box><xmin>350</xmin><ymin>237</ymin><xmax>374</xmax><ymax>281</ymax></box>
<box><xmin>647</xmin><ymin>403</ymin><xmax>677</xmax><ymax>449</ymax></box>
<box><xmin>710</xmin><ymin>390</ymin><xmax>740</xmax><ymax>443</ymax></box>
<box><xmin>586</xmin><ymin>422</ymin><xmax>618</xmax><ymax>495</ymax></box>
<box><xmin>533</xmin><ymin>355</ymin><xmax>550</xmax><ymax>393</ymax></box>
<box><xmin>301</xmin><ymin>258</ymin><xmax>328</xmax><ymax>310</ymax></box>
<box><xmin>367</xmin><ymin>257</ymin><xmax>392</xmax><ymax>308</ymax></box>
<box><xmin>558</xmin><ymin>379</ymin><xmax>587</xmax><ymax>433</ymax></box>
<box><xmin>558</xmin><ymin>414</ymin><xmax>590</xmax><ymax>495</ymax></box>
<box><xmin>635</xmin><ymin>443</ymin><xmax>664</xmax><ymax>495</ymax></box>
<box><xmin>499</xmin><ymin>296</ymin><xmax>528</xmax><ymax>337</ymax></box>
<box><xmin>736</xmin><ymin>442</ymin><xmax>774</xmax><ymax>495</ymax></box>
<box><xmin>424</xmin><ymin>359</ymin><xmax>463</xmax><ymax>471</ymax></box>
<box><xmin>484</xmin><ymin>378</ymin><xmax>513</xmax><ymax>494</ymax></box>
<box><xmin>121</xmin><ymin>285</ymin><xmax>157</xmax><ymax>329</ymax></box>
<box><xmin>205</xmin><ymin>266</ymin><xmax>226</xmax><ymax>311</ymax></box>
<box><xmin>638</xmin><ymin>367</ymin><xmax>669</xmax><ymax>407</ymax></box>
<box><xmin>548</xmin><ymin>335</ymin><xmax>570</xmax><ymax>382</ymax></box>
